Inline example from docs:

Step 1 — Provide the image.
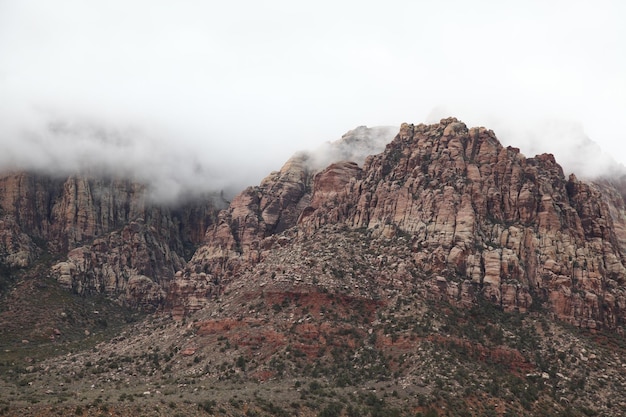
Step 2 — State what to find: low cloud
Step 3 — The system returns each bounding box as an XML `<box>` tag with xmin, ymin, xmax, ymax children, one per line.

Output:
<box><xmin>2</xmin><ymin>112</ymin><xmax>623</xmax><ymax>206</ymax></box>
<box><xmin>483</xmin><ymin>117</ymin><xmax>626</xmax><ymax>180</ymax></box>
<box><xmin>0</xmin><ymin>112</ymin><xmax>398</xmax><ymax>204</ymax></box>
<box><xmin>306</xmin><ymin>125</ymin><xmax>399</xmax><ymax>171</ymax></box>
<box><xmin>1</xmin><ymin>1</ymin><xmax>624</xmax><ymax>202</ymax></box>
<box><xmin>0</xmin><ymin>115</ymin><xmax>246</xmax><ymax>203</ymax></box>
<box><xmin>429</xmin><ymin>107</ymin><xmax>626</xmax><ymax>180</ymax></box>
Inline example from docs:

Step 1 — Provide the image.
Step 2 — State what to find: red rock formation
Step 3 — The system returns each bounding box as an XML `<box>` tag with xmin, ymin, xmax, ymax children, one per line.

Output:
<box><xmin>299</xmin><ymin>119</ymin><xmax>626</xmax><ymax>329</ymax></box>
<box><xmin>4</xmin><ymin>119</ymin><xmax>626</xmax><ymax>329</ymax></box>
<box><xmin>180</xmin><ymin>118</ymin><xmax>626</xmax><ymax>330</ymax></box>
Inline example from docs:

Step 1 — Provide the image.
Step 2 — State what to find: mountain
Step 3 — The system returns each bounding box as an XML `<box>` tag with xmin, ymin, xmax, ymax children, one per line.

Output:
<box><xmin>1</xmin><ymin>118</ymin><xmax>626</xmax><ymax>416</ymax></box>
<box><xmin>177</xmin><ymin>118</ymin><xmax>626</xmax><ymax>330</ymax></box>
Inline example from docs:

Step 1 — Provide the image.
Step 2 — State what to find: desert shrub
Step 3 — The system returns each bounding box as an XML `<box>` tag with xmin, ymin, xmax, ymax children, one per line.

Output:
<box><xmin>318</xmin><ymin>402</ymin><xmax>343</xmax><ymax>417</ymax></box>
<box><xmin>197</xmin><ymin>399</ymin><xmax>216</xmax><ymax>413</ymax></box>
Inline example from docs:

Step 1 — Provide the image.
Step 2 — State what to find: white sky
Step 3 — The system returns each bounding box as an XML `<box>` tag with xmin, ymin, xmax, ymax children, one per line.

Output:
<box><xmin>1</xmin><ymin>0</ymin><xmax>625</xmax><ymax>198</ymax></box>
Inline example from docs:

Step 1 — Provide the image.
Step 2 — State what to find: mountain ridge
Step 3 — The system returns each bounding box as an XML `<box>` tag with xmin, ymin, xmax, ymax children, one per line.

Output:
<box><xmin>2</xmin><ymin>118</ymin><xmax>626</xmax><ymax>416</ymax></box>
<box><xmin>176</xmin><ymin>117</ymin><xmax>626</xmax><ymax>331</ymax></box>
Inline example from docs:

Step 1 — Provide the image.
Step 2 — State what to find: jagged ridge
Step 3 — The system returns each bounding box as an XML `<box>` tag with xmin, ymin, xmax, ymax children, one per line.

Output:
<box><xmin>179</xmin><ymin>118</ymin><xmax>626</xmax><ymax>330</ymax></box>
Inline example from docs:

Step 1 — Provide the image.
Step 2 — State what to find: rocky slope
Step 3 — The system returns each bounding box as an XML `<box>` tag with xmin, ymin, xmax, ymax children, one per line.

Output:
<box><xmin>9</xmin><ymin>223</ymin><xmax>626</xmax><ymax>416</ymax></box>
<box><xmin>167</xmin><ymin>126</ymin><xmax>397</xmax><ymax>317</ymax></box>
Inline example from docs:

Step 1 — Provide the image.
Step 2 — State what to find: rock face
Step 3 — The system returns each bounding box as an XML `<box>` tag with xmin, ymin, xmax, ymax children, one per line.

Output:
<box><xmin>165</xmin><ymin>127</ymin><xmax>397</xmax><ymax>316</ymax></box>
<box><xmin>3</xmin><ymin>119</ymin><xmax>626</xmax><ymax>329</ymax></box>
<box><xmin>0</xmin><ymin>126</ymin><xmax>396</xmax><ymax>315</ymax></box>
<box><xmin>179</xmin><ymin>118</ymin><xmax>626</xmax><ymax>330</ymax></box>
<box><xmin>0</xmin><ymin>174</ymin><xmax>143</xmax><ymax>252</ymax></box>
<box><xmin>5</xmin><ymin>121</ymin><xmax>626</xmax><ymax>417</ymax></box>
<box><xmin>0</xmin><ymin>172</ymin><xmax>220</xmax><ymax>309</ymax></box>
<box><xmin>306</xmin><ymin>119</ymin><xmax>626</xmax><ymax>330</ymax></box>
<box><xmin>166</xmin><ymin>155</ymin><xmax>314</xmax><ymax>316</ymax></box>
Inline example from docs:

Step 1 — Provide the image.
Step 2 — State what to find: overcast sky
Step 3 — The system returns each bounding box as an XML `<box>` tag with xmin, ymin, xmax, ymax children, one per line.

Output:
<box><xmin>1</xmin><ymin>0</ymin><xmax>625</xmax><ymax>199</ymax></box>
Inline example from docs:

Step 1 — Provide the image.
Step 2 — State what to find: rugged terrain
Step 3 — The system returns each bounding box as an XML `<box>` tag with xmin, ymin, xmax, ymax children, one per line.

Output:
<box><xmin>1</xmin><ymin>119</ymin><xmax>626</xmax><ymax>416</ymax></box>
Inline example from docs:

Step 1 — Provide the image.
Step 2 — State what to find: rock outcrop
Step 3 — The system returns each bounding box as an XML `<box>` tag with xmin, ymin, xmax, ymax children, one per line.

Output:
<box><xmin>0</xmin><ymin>173</ymin><xmax>144</xmax><ymax>252</ymax></box>
<box><xmin>178</xmin><ymin>118</ymin><xmax>626</xmax><ymax>330</ymax></box>
<box><xmin>166</xmin><ymin>127</ymin><xmax>396</xmax><ymax>315</ymax></box>
<box><xmin>0</xmin><ymin>126</ymin><xmax>396</xmax><ymax>313</ymax></box>
<box><xmin>0</xmin><ymin>172</ymin><xmax>220</xmax><ymax>308</ymax></box>
<box><xmin>4</xmin><ymin>119</ymin><xmax>626</xmax><ymax>328</ymax></box>
<box><xmin>166</xmin><ymin>154</ymin><xmax>314</xmax><ymax>315</ymax></box>
<box><xmin>5</xmin><ymin>121</ymin><xmax>626</xmax><ymax>417</ymax></box>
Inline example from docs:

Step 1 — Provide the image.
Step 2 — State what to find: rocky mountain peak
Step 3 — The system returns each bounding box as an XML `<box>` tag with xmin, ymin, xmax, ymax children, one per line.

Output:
<box><xmin>175</xmin><ymin>118</ymin><xmax>626</xmax><ymax>331</ymax></box>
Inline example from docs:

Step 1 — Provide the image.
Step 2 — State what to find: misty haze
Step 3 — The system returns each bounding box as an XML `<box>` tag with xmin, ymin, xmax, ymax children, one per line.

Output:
<box><xmin>1</xmin><ymin>1</ymin><xmax>625</xmax><ymax>201</ymax></box>
<box><xmin>1</xmin><ymin>1</ymin><xmax>626</xmax><ymax>417</ymax></box>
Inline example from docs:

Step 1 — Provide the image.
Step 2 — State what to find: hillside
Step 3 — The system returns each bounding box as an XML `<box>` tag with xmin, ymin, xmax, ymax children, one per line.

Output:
<box><xmin>1</xmin><ymin>119</ymin><xmax>626</xmax><ymax>416</ymax></box>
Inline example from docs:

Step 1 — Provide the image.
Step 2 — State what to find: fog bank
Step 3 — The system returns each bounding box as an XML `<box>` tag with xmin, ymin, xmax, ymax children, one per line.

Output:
<box><xmin>1</xmin><ymin>1</ymin><xmax>624</xmax><ymax>199</ymax></box>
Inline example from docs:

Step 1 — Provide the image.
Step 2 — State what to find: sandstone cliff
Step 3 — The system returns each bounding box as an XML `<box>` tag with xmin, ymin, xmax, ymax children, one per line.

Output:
<box><xmin>0</xmin><ymin>172</ymin><xmax>220</xmax><ymax>308</ymax></box>
<box><xmin>3</xmin><ymin>119</ymin><xmax>626</xmax><ymax>328</ymax></box>
<box><xmin>179</xmin><ymin>118</ymin><xmax>626</xmax><ymax>330</ymax></box>
<box><xmin>0</xmin><ymin>126</ymin><xmax>395</xmax><ymax>315</ymax></box>
<box><xmin>166</xmin><ymin>126</ymin><xmax>396</xmax><ymax>316</ymax></box>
